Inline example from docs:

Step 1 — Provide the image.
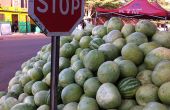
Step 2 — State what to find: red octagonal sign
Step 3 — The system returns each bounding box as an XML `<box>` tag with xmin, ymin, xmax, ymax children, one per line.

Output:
<box><xmin>29</xmin><ymin>0</ymin><xmax>84</xmax><ymax>36</ymax></box>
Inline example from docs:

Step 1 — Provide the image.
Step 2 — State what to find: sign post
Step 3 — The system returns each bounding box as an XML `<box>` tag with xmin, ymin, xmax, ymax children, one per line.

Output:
<box><xmin>28</xmin><ymin>0</ymin><xmax>84</xmax><ymax>110</ymax></box>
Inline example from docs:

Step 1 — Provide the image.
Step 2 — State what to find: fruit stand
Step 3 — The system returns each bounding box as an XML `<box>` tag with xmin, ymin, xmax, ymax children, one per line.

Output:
<box><xmin>0</xmin><ymin>16</ymin><xmax>170</xmax><ymax>110</ymax></box>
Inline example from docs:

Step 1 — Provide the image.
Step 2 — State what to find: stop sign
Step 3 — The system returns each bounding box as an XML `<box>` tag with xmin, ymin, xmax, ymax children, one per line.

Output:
<box><xmin>29</xmin><ymin>0</ymin><xmax>84</xmax><ymax>36</ymax></box>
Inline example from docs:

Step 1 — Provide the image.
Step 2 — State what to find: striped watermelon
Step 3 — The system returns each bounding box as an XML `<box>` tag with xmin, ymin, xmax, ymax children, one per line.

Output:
<box><xmin>89</xmin><ymin>38</ymin><xmax>105</xmax><ymax>49</ymax></box>
<box><xmin>118</xmin><ymin>77</ymin><xmax>141</xmax><ymax>98</ymax></box>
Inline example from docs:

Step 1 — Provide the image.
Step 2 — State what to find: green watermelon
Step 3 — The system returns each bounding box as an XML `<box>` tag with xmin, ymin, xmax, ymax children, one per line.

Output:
<box><xmin>113</xmin><ymin>38</ymin><xmax>126</xmax><ymax>51</ymax></box>
<box><xmin>143</xmin><ymin>102</ymin><xmax>168</xmax><ymax>110</ymax></box>
<box><xmin>136</xmin><ymin>70</ymin><xmax>152</xmax><ymax>85</ymax></box>
<box><xmin>71</xmin><ymin>60</ymin><xmax>84</xmax><ymax>72</ymax></box>
<box><xmin>71</xmin><ymin>55</ymin><xmax>80</xmax><ymax>65</ymax></box>
<box><xmin>158</xmin><ymin>82</ymin><xmax>170</xmax><ymax>105</ymax></box>
<box><xmin>98</xmin><ymin>43</ymin><xmax>119</xmax><ymax>61</ymax></box>
<box><xmin>83</xmin><ymin>77</ymin><xmax>101</xmax><ymax>98</ymax></box>
<box><xmin>92</xmin><ymin>25</ymin><xmax>107</xmax><ymax>37</ymax></box>
<box><xmin>32</xmin><ymin>81</ymin><xmax>49</xmax><ymax>95</ymax></box>
<box><xmin>59</xmin><ymin>57</ymin><xmax>70</xmax><ymax>71</ymax></box>
<box><xmin>61</xmin><ymin>83</ymin><xmax>83</xmax><ymax>104</ymax></box>
<box><xmin>121</xmin><ymin>24</ymin><xmax>135</xmax><ymax>37</ymax></box>
<box><xmin>97</xmin><ymin>61</ymin><xmax>120</xmax><ymax>83</ymax></box>
<box><xmin>89</xmin><ymin>38</ymin><xmax>105</xmax><ymax>49</ymax></box>
<box><xmin>118</xmin><ymin>77</ymin><xmax>141</xmax><ymax>98</ymax></box>
<box><xmin>126</xmin><ymin>32</ymin><xmax>148</xmax><ymax>46</ymax></box>
<box><xmin>136</xmin><ymin>84</ymin><xmax>159</xmax><ymax>106</ymax></box>
<box><xmin>23</xmin><ymin>96</ymin><xmax>36</xmax><ymax>107</ymax></box>
<box><xmin>152</xmin><ymin>60</ymin><xmax>170</xmax><ymax>86</ymax></box>
<box><xmin>104</xmin><ymin>30</ymin><xmax>122</xmax><ymax>43</ymax></box>
<box><xmin>96</xmin><ymin>83</ymin><xmax>121</xmax><ymax>109</ymax></box>
<box><xmin>18</xmin><ymin>93</ymin><xmax>28</xmax><ymax>102</ymax></box>
<box><xmin>121</xmin><ymin>43</ymin><xmax>144</xmax><ymax>65</ymax></box>
<box><xmin>130</xmin><ymin>105</ymin><xmax>144</xmax><ymax>110</ymax></box>
<box><xmin>78</xmin><ymin>97</ymin><xmax>99</xmax><ymax>110</ymax></box>
<box><xmin>63</xmin><ymin>102</ymin><xmax>78</xmax><ymax>110</ymax></box>
<box><xmin>60</xmin><ymin>43</ymin><xmax>76</xmax><ymax>58</ymax></box>
<box><xmin>72</xmin><ymin>29</ymin><xmax>85</xmax><ymax>41</ymax></box>
<box><xmin>34</xmin><ymin>91</ymin><xmax>49</xmax><ymax>106</ymax></box>
<box><xmin>28</xmin><ymin>67</ymin><xmax>43</xmax><ymax>81</ymax></box>
<box><xmin>24</xmin><ymin>81</ymin><xmax>35</xmax><ymax>95</ymax></box>
<box><xmin>2</xmin><ymin>97</ymin><xmax>19</xmax><ymax>110</ymax></box>
<box><xmin>118</xmin><ymin>99</ymin><xmax>137</xmax><ymax>110</ymax></box>
<box><xmin>59</xmin><ymin>68</ymin><xmax>75</xmax><ymax>87</ymax></box>
<box><xmin>79</xmin><ymin>48</ymin><xmax>91</xmax><ymax>61</ymax></box>
<box><xmin>75</xmin><ymin>68</ymin><xmax>93</xmax><ymax>86</ymax></box>
<box><xmin>37</xmin><ymin>105</ymin><xmax>49</xmax><ymax>110</ymax></box>
<box><xmin>83</xmin><ymin>50</ymin><xmax>105</xmax><ymax>72</ymax></box>
<box><xmin>9</xmin><ymin>84</ymin><xmax>23</xmax><ymax>96</ymax></box>
<box><xmin>79</xmin><ymin>36</ymin><xmax>92</xmax><ymax>49</ymax></box>
<box><xmin>135</xmin><ymin>20</ymin><xmax>157</xmax><ymax>37</ymax></box>
<box><xmin>11</xmin><ymin>103</ymin><xmax>35</xmax><ymax>110</ymax></box>
<box><xmin>107</xmin><ymin>17</ymin><xmax>124</xmax><ymax>33</ymax></box>
<box><xmin>42</xmin><ymin>62</ymin><xmax>51</xmax><ymax>77</ymax></box>
<box><xmin>139</xmin><ymin>42</ymin><xmax>160</xmax><ymax>55</ymax></box>
<box><xmin>118</xmin><ymin>60</ymin><xmax>138</xmax><ymax>78</ymax></box>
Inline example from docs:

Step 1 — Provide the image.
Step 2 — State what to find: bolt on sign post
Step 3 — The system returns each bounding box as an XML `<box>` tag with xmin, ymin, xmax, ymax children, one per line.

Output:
<box><xmin>28</xmin><ymin>0</ymin><xmax>84</xmax><ymax>110</ymax></box>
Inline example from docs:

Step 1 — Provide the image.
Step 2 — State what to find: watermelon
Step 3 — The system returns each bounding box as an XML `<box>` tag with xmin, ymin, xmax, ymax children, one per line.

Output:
<box><xmin>11</xmin><ymin>103</ymin><xmax>35</xmax><ymax>110</ymax></box>
<box><xmin>143</xmin><ymin>102</ymin><xmax>168</xmax><ymax>110</ymax></box>
<box><xmin>34</xmin><ymin>90</ymin><xmax>49</xmax><ymax>106</ymax></box>
<box><xmin>2</xmin><ymin>97</ymin><xmax>19</xmax><ymax>110</ymax></box>
<box><xmin>79</xmin><ymin>48</ymin><xmax>91</xmax><ymax>61</ymax></box>
<box><xmin>139</xmin><ymin>42</ymin><xmax>160</xmax><ymax>55</ymax></box>
<box><xmin>24</xmin><ymin>81</ymin><xmax>35</xmax><ymax>95</ymax></box>
<box><xmin>118</xmin><ymin>60</ymin><xmax>138</xmax><ymax>78</ymax></box>
<box><xmin>92</xmin><ymin>25</ymin><xmax>107</xmax><ymax>37</ymax></box>
<box><xmin>9</xmin><ymin>84</ymin><xmax>23</xmax><ymax>96</ymax></box>
<box><xmin>114</xmin><ymin>56</ymin><xmax>124</xmax><ymax>64</ymax></box>
<box><xmin>78</xmin><ymin>97</ymin><xmax>99</xmax><ymax>110</ymax></box>
<box><xmin>97</xmin><ymin>61</ymin><xmax>120</xmax><ymax>83</ymax></box>
<box><xmin>72</xmin><ymin>29</ymin><xmax>85</xmax><ymax>41</ymax></box>
<box><xmin>113</xmin><ymin>38</ymin><xmax>126</xmax><ymax>51</ymax></box>
<box><xmin>130</xmin><ymin>105</ymin><xmax>144</xmax><ymax>110</ymax></box>
<box><xmin>37</xmin><ymin>105</ymin><xmax>49</xmax><ymax>110</ymax></box>
<box><xmin>61</xmin><ymin>83</ymin><xmax>83</xmax><ymax>104</ymax></box>
<box><xmin>104</xmin><ymin>30</ymin><xmax>122</xmax><ymax>43</ymax></box>
<box><xmin>71</xmin><ymin>60</ymin><xmax>84</xmax><ymax>72</ymax></box>
<box><xmin>60</xmin><ymin>43</ymin><xmax>76</xmax><ymax>58</ymax></box>
<box><xmin>83</xmin><ymin>77</ymin><xmax>101</xmax><ymax>98</ymax></box>
<box><xmin>43</xmin><ymin>73</ymin><xmax>51</xmax><ymax>86</ymax></box>
<box><xmin>79</xmin><ymin>36</ymin><xmax>92</xmax><ymax>49</ymax></box>
<box><xmin>33</xmin><ymin>60</ymin><xmax>46</xmax><ymax>68</ymax></box>
<box><xmin>158</xmin><ymin>82</ymin><xmax>170</xmax><ymax>105</ymax></box>
<box><xmin>136</xmin><ymin>70</ymin><xmax>152</xmax><ymax>85</ymax></box>
<box><xmin>71</xmin><ymin>55</ymin><xmax>80</xmax><ymax>65</ymax></box>
<box><xmin>23</xmin><ymin>96</ymin><xmax>36</xmax><ymax>107</ymax></box>
<box><xmin>152</xmin><ymin>31</ymin><xmax>170</xmax><ymax>48</ymax></box>
<box><xmin>63</xmin><ymin>102</ymin><xmax>78</xmax><ymax>110</ymax></box>
<box><xmin>19</xmin><ymin>74</ymin><xmax>31</xmax><ymax>86</ymax></box>
<box><xmin>135</xmin><ymin>20</ymin><xmax>157</xmax><ymax>37</ymax></box>
<box><xmin>59</xmin><ymin>68</ymin><xmax>75</xmax><ymax>87</ymax></box>
<box><xmin>75</xmin><ymin>68</ymin><xmax>93</xmax><ymax>86</ymax></box>
<box><xmin>152</xmin><ymin>60</ymin><xmax>170</xmax><ymax>86</ymax></box>
<box><xmin>136</xmin><ymin>84</ymin><xmax>159</xmax><ymax>106</ymax></box>
<box><xmin>98</xmin><ymin>43</ymin><xmax>119</xmax><ymax>61</ymax></box>
<box><xmin>83</xmin><ymin>50</ymin><xmax>105</xmax><ymax>72</ymax></box>
<box><xmin>96</xmin><ymin>83</ymin><xmax>121</xmax><ymax>109</ymax></box>
<box><xmin>42</xmin><ymin>62</ymin><xmax>51</xmax><ymax>77</ymax></box>
<box><xmin>121</xmin><ymin>43</ymin><xmax>144</xmax><ymax>65</ymax></box>
<box><xmin>121</xmin><ymin>24</ymin><xmax>135</xmax><ymax>37</ymax></box>
<box><xmin>70</xmin><ymin>38</ymin><xmax>80</xmax><ymax>49</ymax></box>
<box><xmin>118</xmin><ymin>77</ymin><xmax>141</xmax><ymax>98</ymax></box>
<box><xmin>118</xmin><ymin>99</ymin><xmax>137</xmax><ymax>110</ymax></box>
<box><xmin>59</xmin><ymin>57</ymin><xmax>70</xmax><ymax>71</ymax></box>
<box><xmin>107</xmin><ymin>17</ymin><xmax>124</xmax><ymax>32</ymax></box>
<box><xmin>89</xmin><ymin>38</ymin><xmax>105</xmax><ymax>49</ymax></box>
<box><xmin>60</xmin><ymin>36</ymin><xmax>72</xmax><ymax>47</ymax></box>
<box><xmin>126</xmin><ymin>32</ymin><xmax>148</xmax><ymax>46</ymax></box>
<box><xmin>18</xmin><ymin>93</ymin><xmax>28</xmax><ymax>102</ymax></box>
<box><xmin>28</xmin><ymin>67</ymin><xmax>43</xmax><ymax>81</ymax></box>
<box><xmin>32</xmin><ymin>81</ymin><xmax>49</xmax><ymax>95</ymax></box>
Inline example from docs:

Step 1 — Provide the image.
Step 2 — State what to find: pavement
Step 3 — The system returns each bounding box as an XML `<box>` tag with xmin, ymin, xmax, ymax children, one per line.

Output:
<box><xmin>0</xmin><ymin>33</ymin><xmax>47</xmax><ymax>40</ymax></box>
<box><xmin>0</xmin><ymin>35</ymin><xmax>51</xmax><ymax>91</ymax></box>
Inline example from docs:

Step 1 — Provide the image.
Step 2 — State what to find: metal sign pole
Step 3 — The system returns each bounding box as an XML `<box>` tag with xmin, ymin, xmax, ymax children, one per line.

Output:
<box><xmin>50</xmin><ymin>36</ymin><xmax>60</xmax><ymax>110</ymax></box>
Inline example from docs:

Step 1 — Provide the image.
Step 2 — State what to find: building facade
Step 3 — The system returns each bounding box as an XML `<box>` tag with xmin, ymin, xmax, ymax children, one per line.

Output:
<box><xmin>0</xmin><ymin>0</ymin><xmax>32</xmax><ymax>33</ymax></box>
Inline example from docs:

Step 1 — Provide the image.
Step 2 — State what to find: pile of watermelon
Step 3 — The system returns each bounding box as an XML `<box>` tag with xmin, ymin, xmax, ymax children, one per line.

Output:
<box><xmin>0</xmin><ymin>17</ymin><xmax>170</xmax><ymax>110</ymax></box>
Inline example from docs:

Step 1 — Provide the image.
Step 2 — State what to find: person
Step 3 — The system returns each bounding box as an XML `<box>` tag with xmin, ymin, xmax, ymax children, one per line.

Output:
<box><xmin>11</xmin><ymin>21</ymin><xmax>18</xmax><ymax>32</ymax></box>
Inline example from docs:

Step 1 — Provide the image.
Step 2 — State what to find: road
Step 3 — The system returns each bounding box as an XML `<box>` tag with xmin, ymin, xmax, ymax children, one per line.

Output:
<box><xmin>0</xmin><ymin>35</ymin><xmax>50</xmax><ymax>91</ymax></box>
